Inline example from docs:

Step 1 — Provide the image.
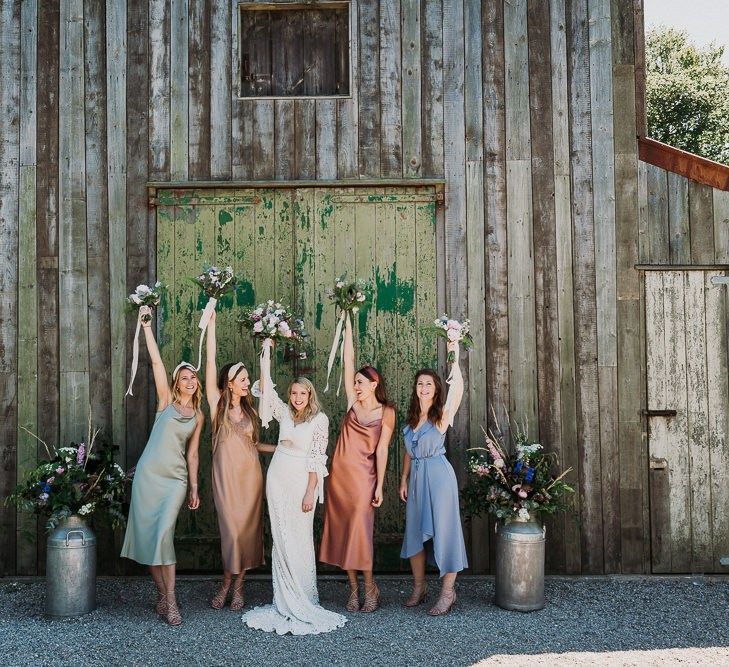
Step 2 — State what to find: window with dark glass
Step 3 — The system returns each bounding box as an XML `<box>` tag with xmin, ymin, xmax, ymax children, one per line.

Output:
<box><xmin>239</xmin><ymin>2</ymin><xmax>351</xmax><ymax>98</ymax></box>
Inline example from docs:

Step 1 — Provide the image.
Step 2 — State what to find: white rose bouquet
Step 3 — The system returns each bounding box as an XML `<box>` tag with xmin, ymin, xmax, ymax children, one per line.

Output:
<box><xmin>125</xmin><ymin>282</ymin><xmax>165</xmax><ymax>397</ymax></box>
<box><xmin>240</xmin><ymin>300</ymin><xmax>308</xmax><ymax>356</ymax></box>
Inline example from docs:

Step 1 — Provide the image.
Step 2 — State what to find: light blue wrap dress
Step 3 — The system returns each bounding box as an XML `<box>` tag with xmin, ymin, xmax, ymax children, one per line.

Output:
<box><xmin>400</xmin><ymin>421</ymin><xmax>468</xmax><ymax>576</ymax></box>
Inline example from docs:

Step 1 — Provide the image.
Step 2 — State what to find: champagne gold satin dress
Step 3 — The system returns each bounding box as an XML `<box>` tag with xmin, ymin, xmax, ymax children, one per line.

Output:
<box><xmin>319</xmin><ymin>408</ymin><xmax>382</xmax><ymax>571</ymax></box>
<box><xmin>212</xmin><ymin>416</ymin><xmax>264</xmax><ymax>574</ymax></box>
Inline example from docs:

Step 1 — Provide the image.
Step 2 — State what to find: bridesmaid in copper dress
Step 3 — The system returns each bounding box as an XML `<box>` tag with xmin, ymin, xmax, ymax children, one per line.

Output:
<box><xmin>319</xmin><ymin>315</ymin><xmax>396</xmax><ymax>612</ymax></box>
<box><xmin>205</xmin><ymin>311</ymin><xmax>271</xmax><ymax>610</ymax></box>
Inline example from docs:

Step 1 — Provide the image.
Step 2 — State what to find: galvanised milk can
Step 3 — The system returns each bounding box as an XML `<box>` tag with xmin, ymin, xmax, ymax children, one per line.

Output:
<box><xmin>494</xmin><ymin>518</ymin><xmax>545</xmax><ymax>611</ymax></box>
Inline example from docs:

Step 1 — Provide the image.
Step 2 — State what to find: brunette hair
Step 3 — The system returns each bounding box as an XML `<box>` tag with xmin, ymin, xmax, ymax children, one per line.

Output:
<box><xmin>405</xmin><ymin>369</ymin><xmax>444</xmax><ymax>429</ymax></box>
<box><xmin>212</xmin><ymin>362</ymin><xmax>260</xmax><ymax>443</ymax></box>
<box><xmin>356</xmin><ymin>365</ymin><xmax>393</xmax><ymax>407</ymax></box>
<box><xmin>171</xmin><ymin>366</ymin><xmax>203</xmax><ymax>413</ymax></box>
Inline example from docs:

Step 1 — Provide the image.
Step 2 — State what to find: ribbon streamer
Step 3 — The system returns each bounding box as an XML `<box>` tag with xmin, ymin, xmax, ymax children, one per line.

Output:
<box><xmin>324</xmin><ymin>310</ymin><xmax>347</xmax><ymax>394</ymax></box>
<box><xmin>258</xmin><ymin>339</ymin><xmax>275</xmax><ymax>429</ymax></box>
<box><xmin>124</xmin><ymin>313</ymin><xmax>143</xmax><ymax>398</ymax></box>
<box><xmin>194</xmin><ymin>296</ymin><xmax>218</xmax><ymax>371</ymax></box>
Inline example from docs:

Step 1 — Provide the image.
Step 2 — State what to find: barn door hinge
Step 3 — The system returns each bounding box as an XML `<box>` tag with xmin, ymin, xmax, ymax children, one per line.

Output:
<box><xmin>710</xmin><ymin>275</ymin><xmax>729</xmax><ymax>285</ymax></box>
<box><xmin>642</xmin><ymin>409</ymin><xmax>677</xmax><ymax>418</ymax></box>
<box><xmin>649</xmin><ymin>457</ymin><xmax>668</xmax><ymax>470</ymax></box>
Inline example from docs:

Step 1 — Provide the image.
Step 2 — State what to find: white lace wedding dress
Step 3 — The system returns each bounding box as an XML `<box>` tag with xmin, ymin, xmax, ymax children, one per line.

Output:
<box><xmin>242</xmin><ymin>353</ymin><xmax>346</xmax><ymax>635</ymax></box>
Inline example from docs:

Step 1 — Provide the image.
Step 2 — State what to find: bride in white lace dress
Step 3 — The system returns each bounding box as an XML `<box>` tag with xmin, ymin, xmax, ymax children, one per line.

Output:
<box><xmin>242</xmin><ymin>340</ymin><xmax>347</xmax><ymax>635</ymax></box>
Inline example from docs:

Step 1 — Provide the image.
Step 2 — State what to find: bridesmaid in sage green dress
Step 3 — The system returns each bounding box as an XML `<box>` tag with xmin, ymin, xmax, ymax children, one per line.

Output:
<box><xmin>121</xmin><ymin>306</ymin><xmax>205</xmax><ymax>626</ymax></box>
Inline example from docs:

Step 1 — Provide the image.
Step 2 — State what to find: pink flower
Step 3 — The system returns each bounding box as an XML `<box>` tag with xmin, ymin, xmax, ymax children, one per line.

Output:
<box><xmin>518</xmin><ymin>489</ymin><xmax>528</xmax><ymax>499</ymax></box>
<box><xmin>253</xmin><ymin>321</ymin><xmax>264</xmax><ymax>333</ymax></box>
<box><xmin>494</xmin><ymin>458</ymin><xmax>505</xmax><ymax>469</ymax></box>
<box><xmin>446</xmin><ymin>319</ymin><xmax>460</xmax><ymax>330</ymax></box>
<box><xmin>47</xmin><ymin>477</ymin><xmax>55</xmax><ymax>484</ymax></box>
<box><xmin>56</xmin><ymin>467</ymin><xmax>65</xmax><ymax>475</ymax></box>
<box><xmin>447</xmin><ymin>328</ymin><xmax>460</xmax><ymax>341</ymax></box>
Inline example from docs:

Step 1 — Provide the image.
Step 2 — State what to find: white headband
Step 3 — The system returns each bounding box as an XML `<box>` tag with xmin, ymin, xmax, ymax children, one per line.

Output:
<box><xmin>228</xmin><ymin>362</ymin><xmax>245</xmax><ymax>380</ymax></box>
<box><xmin>173</xmin><ymin>361</ymin><xmax>196</xmax><ymax>380</ymax></box>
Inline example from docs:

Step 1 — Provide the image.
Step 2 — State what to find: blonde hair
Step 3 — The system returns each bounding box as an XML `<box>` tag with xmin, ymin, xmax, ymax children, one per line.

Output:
<box><xmin>288</xmin><ymin>377</ymin><xmax>320</xmax><ymax>423</ymax></box>
<box><xmin>171</xmin><ymin>367</ymin><xmax>202</xmax><ymax>413</ymax></box>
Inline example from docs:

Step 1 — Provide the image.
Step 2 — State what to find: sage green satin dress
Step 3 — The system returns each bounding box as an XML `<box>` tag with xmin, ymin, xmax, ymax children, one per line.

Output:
<box><xmin>121</xmin><ymin>404</ymin><xmax>197</xmax><ymax>565</ymax></box>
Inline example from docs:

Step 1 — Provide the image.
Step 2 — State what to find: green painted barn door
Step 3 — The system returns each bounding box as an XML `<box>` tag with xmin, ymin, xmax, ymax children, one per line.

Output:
<box><xmin>155</xmin><ymin>186</ymin><xmax>438</xmax><ymax>571</ymax></box>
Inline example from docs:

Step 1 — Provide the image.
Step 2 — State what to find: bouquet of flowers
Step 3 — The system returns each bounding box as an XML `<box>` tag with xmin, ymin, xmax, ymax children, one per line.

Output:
<box><xmin>461</xmin><ymin>422</ymin><xmax>574</xmax><ymax>523</ymax></box>
<box><xmin>240</xmin><ymin>300</ymin><xmax>308</xmax><ymax>358</ymax></box>
<box><xmin>191</xmin><ymin>266</ymin><xmax>240</xmax><ymax>369</ymax></box>
<box><xmin>324</xmin><ymin>275</ymin><xmax>372</xmax><ymax>393</ymax></box>
<box><xmin>430</xmin><ymin>315</ymin><xmax>474</xmax><ymax>363</ymax></box>
<box><xmin>6</xmin><ymin>425</ymin><xmax>132</xmax><ymax>531</ymax></box>
<box><xmin>125</xmin><ymin>282</ymin><xmax>165</xmax><ymax>397</ymax></box>
<box><xmin>326</xmin><ymin>275</ymin><xmax>372</xmax><ymax>314</ymax></box>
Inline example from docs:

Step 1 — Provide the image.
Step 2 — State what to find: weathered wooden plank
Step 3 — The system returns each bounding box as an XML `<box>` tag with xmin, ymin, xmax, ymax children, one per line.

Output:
<box><xmin>233</xmin><ymin>191</ymin><xmax>257</xmax><ymax>365</ymax></box>
<box><xmin>239</xmin><ymin>7</ymin><xmax>271</xmax><ymax>97</ymax></box>
<box><xmin>304</xmin><ymin>10</ymin><xmax>336</xmax><ymax>95</ymax></box>
<box><xmin>421</xmin><ymin>0</ymin><xmax>443</xmax><ymax>178</ymax></box>
<box><xmin>528</xmin><ymin>0</ymin><xmax>564</xmax><ymax>573</ymax></box>
<box><xmin>645</xmin><ymin>271</ymin><xmax>671</xmax><ymax>572</ymax></box>
<box><xmin>568</xmin><ymin>0</ymin><xmax>603</xmax><ymax>573</ymax></box>
<box><xmin>337</xmin><ymin>0</ymin><xmax>358</xmax><ymax>178</ymax></box>
<box><xmin>84</xmin><ymin>0</ymin><xmax>111</xmax><ymax>437</ymax></box>
<box><xmin>127</xmin><ymin>0</ymin><xmax>152</xmax><ymax>459</ymax></box>
<box><xmin>551</xmin><ymin>0</ymin><xmax>580</xmax><ymax>574</ymax></box>
<box><xmin>316</xmin><ymin>99</ymin><xmax>337</xmax><ymax>179</ymax></box>
<box><xmin>401</xmin><ymin>0</ymin><xmax>421</xmax><ymax>177</ymax></box>
<box><xmin>231</xmin><ymin>1</ymin><xmax>247</xmax><ymax>179</ymax></box>
<box><xmin>637</xmin><ymin>159</ymin><xmax>649</xmax><ymax>264</ymax></box>
<box><xmin>358</xmin><ymin>0</ymin><xmax>380</xmax><ymax>177</ymax></box>
<box><xmin>210</xmin><ymin>0</ymin><xmax>230</xmax><ymax>178</ymax></box>
<box><xmin>689</xmin><ymin>180</ymin><xmax>715</xmax><ymax>264</ymax></box>
<box><xmin>274</xmin><ymin>100</ymin><xmax>295</xmax><ymax>180</ymax></box>
<box><xmin>253</xmin><ymin>102</ymin><xmax>275</xmax><ymax>180</ymax></box>
<box><xmin>294</xmin><ymin>100</ymin><xmax>316</xmax><ymax>179</ymax></box>
<box><xmin>667</xmin><ymin>172</ymin><xmax>690</xmax><ymax>264</ymax></box>
<box><xmin>189</xmin><ymin>0</ymin><xmax>211</xmax><ymax>179</ymax></box>
<box><xmin>483</xmin><ymin>0</ymin><xmax>510</xmax><ymax>476</ymax></box>
<box><xmin>271</xmin><ymin>9</ymin><xmax>302</xmax><ymax>96</ymax></box>
<box><xmin>443</xmin><ymin>0</ymin><xmax>469</xmax><ymax>483</ymax></box>
<box><xmin>713</xmin><ymin>189</ymin><xmax>729</xmax><ymax>263</ymax></box>
<box><xmin>379</xmin><ymin>0</ymin><xmax>401</xmax><ymax>177</ymax></box>
<box><xmin>646</xmin><ymin>164</ymin><xmax>669</xmax><ymax>266</ymax></box>
<box><xmin>148</xmin><ymin>0</ymin><xmax>169</xmax><ymax>180</ymax></box>
<box><xmin>705</xmin><ymin>272</ymin><xmax>729</xmax><ymax>572</ymax></box>
<box><xmin>684</xmin><ymin>271</ymin><xmax>713</xmax><ymax>571</ymax></box>
<box><xmin>59</xmin><ymin>0</ymin><xmax>89</xmax><ymax>445</ymax></box>
<box><xmin>170</xmin><ymin>0</ymin><xmax>189</xmax><ymax>180</ymax></box>
<box><xmin>106</xmin><ymin>0</ymin><xmax>127</xmax><ymax>454</ymax></box>
<box><xmin>662</xmin><ymin>271</ymin><xmax>690</xmax><ymax>572</ymax></box>
<box><xmin>353</xmin><ymin>189</ymin><xmax>378</xmax><ymax>369</ymax></box>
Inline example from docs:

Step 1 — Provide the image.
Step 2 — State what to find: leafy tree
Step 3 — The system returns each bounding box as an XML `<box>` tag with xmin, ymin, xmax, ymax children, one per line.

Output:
<box><xmin>646</xmin><ymin>27</ymin><xmax>729</xmax><ymax>165</ymax></box>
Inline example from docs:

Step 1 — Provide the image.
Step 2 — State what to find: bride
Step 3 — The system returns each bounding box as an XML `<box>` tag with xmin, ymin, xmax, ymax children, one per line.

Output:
<box><xmin>242</xmin><ymin>339</ymin><xmax>346</xmax><ymax>635</ymax></box>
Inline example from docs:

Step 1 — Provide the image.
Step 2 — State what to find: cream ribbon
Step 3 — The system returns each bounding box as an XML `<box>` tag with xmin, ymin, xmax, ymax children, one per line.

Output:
<box><xmin>324</xmin><ymin>310</ymin><xmax>347</xmax><ymax>394</ymax></box>
<box><xmin>194</xmin><ymin>296</ymin><xmax>218</xmax><ymax>371</ymax></box>
<box><xmin>444</xmin><ymin>344</ymin><xmax>461</xmax><ymax>427</ymax></box>
<box><xmin>257</xmin><ymin>338</ymin><xmax>275</xmax><ymax>428</ymax></box>
<box><xmin>124</xmin><ymin>311</ymin><xmax>144</xmax><ymax>398</ymax></box>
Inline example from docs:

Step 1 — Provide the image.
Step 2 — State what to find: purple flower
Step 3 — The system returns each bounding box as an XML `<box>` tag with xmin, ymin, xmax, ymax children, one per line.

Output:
<box><xmin>56</xmin><ymin>467</ymin><xmax>65</xmax><ymax>475</ymax></box>
<box><xmin>76</xmin><ymin>443</ymin><xmax>85</xmax><ymax>465</ymax></box>
<box><xmin>39</xmin><ymin>493</ymin><xmax>49</xmax><ymax>503</ymax></box>
<box><xmin>47</xmin><ymin>477</ymin><xmax>55</xmax><ymax>484</ymax></box>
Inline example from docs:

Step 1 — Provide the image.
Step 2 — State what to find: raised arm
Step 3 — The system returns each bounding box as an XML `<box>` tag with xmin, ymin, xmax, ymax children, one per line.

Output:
<box><xmin>258</xmin><ymin>338</ymin><xmax>288</xmax><ymax>428</ymax></box>
<box><xmin>343</xmin><ymin>314</ymin><xmax>357</xmax><ymax>409</ymax></box>
<box><xmin>205</xmin><ymin>310</ymin><xmax>221</xmax><ymax>419</ymax></box>
<box><xmin>140</xmin><ymin>306</ymin><xmax>172</xmax><ymax>411</ymax></box>
<box><xmin>186</xmin><ymin>411</ymin><xmax>205</xmax><ymax>510</ymax></box>
<box><xmin>439</xmin><ymin>341</ymin><xmax>464</xmax><ymax>432</ymax></box>
<box><xmin>372</xmin><ymin>406</ymin><xmax>396</xmax><ymax>508</ymax></box>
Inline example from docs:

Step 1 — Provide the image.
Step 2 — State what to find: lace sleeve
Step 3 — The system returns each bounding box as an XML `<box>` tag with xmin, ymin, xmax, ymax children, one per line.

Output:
<box><xmin>307</xmin><ymin>413</ymin><xmax>330</xmax><ymax>504</ymax></box>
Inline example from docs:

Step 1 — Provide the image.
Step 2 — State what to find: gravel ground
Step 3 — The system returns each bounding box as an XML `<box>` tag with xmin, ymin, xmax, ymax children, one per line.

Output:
<box><xmin>1</xmin><ymin>575</ymin><xmax>728</xmax><ymax>667</ymax></box>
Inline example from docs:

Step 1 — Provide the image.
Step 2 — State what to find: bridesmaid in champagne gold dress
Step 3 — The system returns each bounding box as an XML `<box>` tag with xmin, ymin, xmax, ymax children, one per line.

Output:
<box><xmin>205</xmin><ymin>312</ymin><xmax>269</xmax><ymax>610</ymax></box>
<box><xmin>121</xmin><ymin>306</ymin><xmax>204</xmax><ymax>627</ymax></box>
<box><xmin>319</xmin><ymin>315</ymin><xmax>396</xmax><ymax>613</ymax></box>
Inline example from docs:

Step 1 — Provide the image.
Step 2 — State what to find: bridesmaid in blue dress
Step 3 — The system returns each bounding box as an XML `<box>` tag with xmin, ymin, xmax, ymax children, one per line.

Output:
<box><xmin>399</xmin><ymin>340</ymin><xmax>467</xmax><ymax>615</ymax></box>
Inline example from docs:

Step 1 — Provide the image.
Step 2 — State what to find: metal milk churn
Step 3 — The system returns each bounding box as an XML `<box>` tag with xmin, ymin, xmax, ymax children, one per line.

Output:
<box><xmin>494</xmin><ymin>519</ymin><xmax>545</xmax><ymax>611</ymax></box>
<box><xmin>46</xmin><ymin>515</ymin><xmax>97</xmax><ymax>616</ymax></box>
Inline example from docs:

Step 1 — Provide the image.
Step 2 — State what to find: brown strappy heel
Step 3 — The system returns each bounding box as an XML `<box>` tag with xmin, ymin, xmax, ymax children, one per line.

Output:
<box><xmin>346</xmin><ymin>584</ymin><xmax>360</xmax><ymax>612</ymax></box>
<box><xmin>230</xmin><ymin>583</ymin><xmax>245</xmax><ymax>611</ymax></box>
<box><xmin>404</xmin><ymin>581</ymin><xmax>428</xmax><ymax>608</ymax></box>
<box><xmin>427</xmin><ymin>589</ymin><xmax>456</xmax><ymax>616</ymax></box>
<box><xmin>165</xmin><ymin>594</ymin><xmax>182</xmax><ymax>626</ymax></box>
<box><xmin>361</xmin><ymin>582</ymin><xmax>380</xmax><ymax>613</ymax></box>
<box><xmin>211</xmin><ymin>581</ymin><xmax>231</xmax><ymax>609</ymax></box>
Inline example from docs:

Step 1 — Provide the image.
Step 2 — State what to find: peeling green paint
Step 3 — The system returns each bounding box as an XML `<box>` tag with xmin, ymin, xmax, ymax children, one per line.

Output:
<box><xmin>219</xmin><ymin>209</ymin><xmax>233</xmax><ymax>225</ymax></box>
<box><xmin>236</xmin><ymin>280</ymin><xmax>256</xmax><ymax>307</ymax></box>
<box><xmin>263</xmin><ymin>197</ymin><xmax>273</xmax><ymax>210</ymax></box>
<box><xmin>315</xmin><ymin>302</ymin><xmax>323</xmax><ymax>330</ymax></box>
<box><xmin>375</xmin><ymin>265</ymin><xmax>414</xmax><ymax>314</ymax></box>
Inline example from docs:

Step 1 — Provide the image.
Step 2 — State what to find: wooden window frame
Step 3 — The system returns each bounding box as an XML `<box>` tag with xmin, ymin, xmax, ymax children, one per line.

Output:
<box><xmin>634</xmin><ymin>0</ymin><xmax>729</xmax><ymax>192</ymax></box>
<box><xmin>236</xmin><ymin>1</ymin><xmax>354</xmax><ymax>101</ymax></box>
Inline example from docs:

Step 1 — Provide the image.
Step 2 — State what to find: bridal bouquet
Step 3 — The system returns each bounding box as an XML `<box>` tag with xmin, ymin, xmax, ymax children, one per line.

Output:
<box><xmin>430</xmin><ymin>315</ymin><xmax>474</xmax><ymax>363</ymax></box>
<box><xmin>125</xmin><ymin>282</ymin><xmax>165</xmax><ymax>396</ymax></box>
<box><xmin>6</xmin><ymin>425</ymin><xmax>132</xmax><ymax>531</ymax></box>
<box><xmin>324</xmin><ymin>275</ymin><xmax>372</xmax><ymax>393</ymax></box>
<box><xmin>240</xmin><ymin>300</ymin><xmax>308</xmax><ymax>357</ymax></box>
<box><xmin>191</xmin><ymin>266</ymin><xmax>239</xmax><ymax>369</ymax></box>
<box><xmin>461</xmin><ymin>423</ymin><xmax>574</xmax><ymax>523</ymax></box>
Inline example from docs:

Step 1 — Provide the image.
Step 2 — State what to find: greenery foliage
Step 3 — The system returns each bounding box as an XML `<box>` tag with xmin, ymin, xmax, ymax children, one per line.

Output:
<box><xmin>646</xmin><ymin>27</ymin><xmax>729</xmax><ymax>165</ymax></box>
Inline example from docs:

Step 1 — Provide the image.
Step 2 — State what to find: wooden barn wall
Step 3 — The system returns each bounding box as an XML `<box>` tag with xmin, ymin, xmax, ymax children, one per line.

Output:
<box><xmin>1</xmin><ymin>0</ymin><xmax>700</xmax><ymax>576</ymax></box>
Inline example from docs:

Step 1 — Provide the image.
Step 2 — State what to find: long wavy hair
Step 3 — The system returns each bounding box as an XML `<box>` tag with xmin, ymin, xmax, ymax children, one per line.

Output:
<box><xmin>171</xmin><ymin>366</ymin><xmax>203</xmax><ymax>413</ymax></box>
<box><xmin>405</xmin><ymin>369</ymin><xmax>444</xmax><ymax>429</ymax></box>
<box><xmin>212</xmin><ymin>362</ymin><xmax>260</xmax><ymax>443</ymax></box>
<box><xmin>356</xmin><ymin>365</ymin><xmax>393</xmax><ymax>407</ymax></box>
<box><xmin>287</xmin><ymin>377</ymin><xmax>321</xmax><ymax>423</ymax></box>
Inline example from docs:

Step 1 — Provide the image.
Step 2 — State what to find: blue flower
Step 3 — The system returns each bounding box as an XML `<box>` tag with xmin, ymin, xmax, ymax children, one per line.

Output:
<box><xmin>514</xmin><ymin>460</ymin><xmax>523</xmax><ymax>474</ymax></box>
<box><xmin>525</xmin><ymin>468</ymin><xmax>535</xmax><ymax>483</ymax></box>
<box><xmin>42</xmin><ymin>484</ymin><xmax>51</xmax><ymax>493</ymax></box>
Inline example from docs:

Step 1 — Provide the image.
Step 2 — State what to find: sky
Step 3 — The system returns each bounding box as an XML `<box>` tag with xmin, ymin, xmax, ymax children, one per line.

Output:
<box><xmin>644</xmin><ymin>0</ymin><xmax>729</xmax><ymax>64</ymax></box>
